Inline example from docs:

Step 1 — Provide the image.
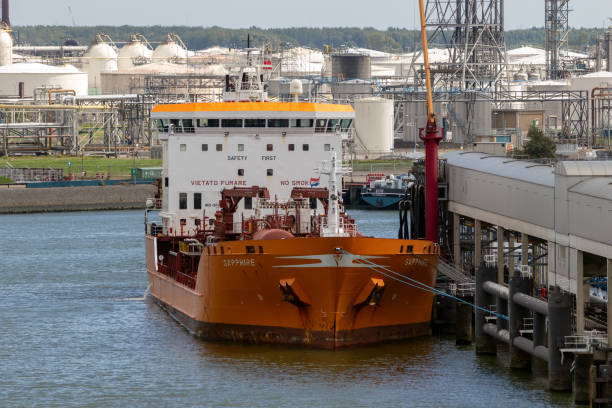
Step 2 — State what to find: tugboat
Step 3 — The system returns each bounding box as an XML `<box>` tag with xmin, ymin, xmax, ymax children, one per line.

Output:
<box><xmin>144</xmin><ymin>49</ymin><xmax>439</xmax><ymax>348</ymax></box>
<box><xmin>361</xmin><ymin>173</ymin><xmax>414</xmax><ymax>209</ymax></box>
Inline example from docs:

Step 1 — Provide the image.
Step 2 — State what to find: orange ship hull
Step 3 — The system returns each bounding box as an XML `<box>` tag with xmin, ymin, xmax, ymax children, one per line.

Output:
<box><xmin>146</xmin><ymin>235</ymin><xmax>438</xmax><ymax>349</ymax></box>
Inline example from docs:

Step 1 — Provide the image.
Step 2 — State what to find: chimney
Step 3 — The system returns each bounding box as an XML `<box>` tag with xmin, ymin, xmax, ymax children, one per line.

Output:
<box><xmin>1</xmin><ymin>0</ymin><xmax>9</xmax><ymax>27</ymax></box>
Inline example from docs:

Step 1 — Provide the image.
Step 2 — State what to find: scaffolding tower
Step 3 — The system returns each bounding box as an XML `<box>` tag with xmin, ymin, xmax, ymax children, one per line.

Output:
<box><xmin>415</xmin><ymin>0</ymin><xmax>506</xmax><ymax>91</ymax></box>
<box><xmin>545</xmin><ymin>0</ymin><xmax>570</xmax><ymax>79</ymax></box>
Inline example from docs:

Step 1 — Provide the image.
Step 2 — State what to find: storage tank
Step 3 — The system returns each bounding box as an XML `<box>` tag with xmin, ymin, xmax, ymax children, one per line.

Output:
<box><xmin>84</xmin><ymin>35</ymin><xmax>118</xmax><ymax>93</ymax></box>
<box><xmin>153</xmin><ymin>34</ymin><xmax>187</xmax><ymax>61</ymax></box>
<box><xmin>0</xmin><ymin>63</ymin><xmax>88</xmax><ymax>97</ymax></box>
<box><xmin>0</xmin><ymin>26</ymin><xmax>12</xmax><ymax>66</ymax></box>
<box><xmin>118</xmin><ymin>35</ymin><xmax>152</xmax><ymax>71</ymax></box>
<box><xmin>353</xmin><ymin>97</ymin><xmax>394</xmax><ymax>154</ymax></box>
<box><xmin>331</xmin><ymin>54</ymin><xmax>371</xmax><ymax>81</ymax></box>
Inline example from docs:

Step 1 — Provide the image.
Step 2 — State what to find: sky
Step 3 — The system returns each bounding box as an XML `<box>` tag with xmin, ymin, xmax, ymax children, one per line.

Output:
<box><xmin>8</xmin><ymin>0</ymin><xmax>612</xmax><ymax>29</ymax></box>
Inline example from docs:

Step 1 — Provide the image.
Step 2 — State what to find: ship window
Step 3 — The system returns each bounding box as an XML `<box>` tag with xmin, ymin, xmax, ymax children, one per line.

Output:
<box><xmin>400</xmin><ymin>245</ymin><xmax>404</xmax><ymax>253</ymax></box>
<box><xmin>179</xmin><ymin>193</ymin><xmax>187</xmax><ymax>210</ymax></box>
<box><xmin>195</xmin><ymin>219</ymin><xmax>201</xmax><ymax>226</ymax></box>
<box><xmin>246</xmin><ymin>246</ymin><xmax>255</xmax><ymax>254</ymax></box>
<box><xmin>213</xmin><ymin>246</ymin><xmax>217</xmax><ymax>254</ymax></box>
<box><xmin>164</xmin><ymin>177</ymin><xmax>169</xmax><ymax>187</ymax></box>
<box><xmin>291</xmin><ymin>118</ymin><xmax>314</xmax><ymax>128</ymax></box>
<box><xmin>194</xmin><ymin>193</ymin><xmax>202</xmax><ymax>210</ymax></box>
<box><xmin>155</xmin><ymin>119</ymin><xmax>169</xmax><ymax>132</ymax></box>
<box><xmin>288</xmin><ymin>144</ymin><xmax>295</xmax><ymax>151</ymax></box>
<box><xmin>267</xmin><ymin>169</ymin><xmax>273</xmax><ymax>176</ymax></box>
<box><xmin>201</xmin><ymin>144</ymin><xmax>208</xmax><ymax>151</ymax></box>
<box><xmin>258</xmin><ymin>246</ymin><xmax>263</xmax><ymax>253</ymax></box>
<box><xmin>326</xmin><ymin>119</ymin><xmax>340</xmax><ymax>132</ymax></box>
<box><xmin>170</xmin><ymin>119</ymin><xmax>182</xmax><ymax>133</ymax></box>
<box><xmin>315</xmin><ymin>119</ymin><xmax>327</xmax><ymax>133</ymax></box>
<box><xmin>268</xmin><ymin>118</ymin><xmax>289</xmax><ymax>127</ymax></box>
<box><xmin>238</xmin><ymin>169</ymin><xmax>244</xmax><ymax>176</ymax></box>
<box><xmin>179</xmin><ymin>144</ymin><xmax>186</xmax><ymax>152</ymax></box>
<box><xmin>244</xmin><ymin>197</ymin><xmax>252</xmax><ymax>209</ymax></box>
<box><xmin>406</xmin><ymin>245</ymin><xmax>413</xmax><ymax>254</ymax></box>
<box><xmin>198</xmin><ymin>118</ymin><xmax>219</xmax><ymax>127</ymax></box>
<box><xmin>324</xmin><ymin>144</ymin><xmax>331</xmax><ymax>151</ymax></box>
<box><xmin>221</xmin><ymin>119</ymin><xmax>243</xmax><ymax>127</ymax></box>
<box><xmin>182</xmin><ymin>119</ymin><xmax>194</xmax><ymax>133</ymax></box>
<box><xmin>309</xmin><ymin>197</ymin><xmax>317</xmax><ymax>209</ymax></box>
<box><xmin>245</xmin><ymin>118</ymin><xmax>266</xmax><ymax>127</ymax></box>
<box><xmin>340</xmin><ymin>119</ymin><xmax>352</xmax><ymax>131</ymax></box>
<box><xmin>237</xmin><ymin>144</ymin><xmax>244</xmax><ymax>151</ymax></box>
<box><xmin>302</xmin><ymin>144</ymin><xmax>309</xmax><ymax>151</ymax></box>
<box><xmin>266</xmin><ymin>144</ymin><xmax>273</xmax><ymax>151</ymax></box>
<box><xmin>220</xmin><ymin>247</ymin><xmax>224</xmax><ymax>255</ymax></box>
<box><xmin>216</xmin><ymin>144</ymin><xmax>223</xmax><ymax>151</ymax></box>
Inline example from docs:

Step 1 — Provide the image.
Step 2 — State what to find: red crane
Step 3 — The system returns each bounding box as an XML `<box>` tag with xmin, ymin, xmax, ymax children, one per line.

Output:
<box><xmin>418</xmin><ymin>0</ymin><xmax>443</xmax><ymax>244</ymax></box>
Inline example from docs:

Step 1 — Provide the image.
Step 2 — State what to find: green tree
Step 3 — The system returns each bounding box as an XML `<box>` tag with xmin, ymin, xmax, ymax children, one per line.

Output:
<box><xmin>523</xmin><ymin>125</ymin><xmax>556</xmax><ymax>159</ymax></box>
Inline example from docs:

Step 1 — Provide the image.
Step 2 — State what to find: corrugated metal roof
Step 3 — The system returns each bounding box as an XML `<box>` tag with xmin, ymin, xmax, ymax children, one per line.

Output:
<box><xmin>569</xmin><ymin>177</ymin><xmax>612</xmax><ymax>201</ymax></box>
<box><xmin>443</xmin><ymin>151</ymin><xmax>555</xmax><ymax>186</ymax></box>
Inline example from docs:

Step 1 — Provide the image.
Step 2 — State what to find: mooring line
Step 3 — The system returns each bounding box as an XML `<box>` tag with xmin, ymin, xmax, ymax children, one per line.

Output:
<box><xmin>336</xmin><ymin>248</ymin><xmax>509</xmax><ymax>321</ymax></box>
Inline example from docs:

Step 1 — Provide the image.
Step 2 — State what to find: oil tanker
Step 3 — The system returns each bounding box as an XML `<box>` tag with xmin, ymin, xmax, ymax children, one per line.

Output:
<box><xmin>144</xmin><ymin>55</ymin><xmax>438</xmax><ymax>348</ymax></box>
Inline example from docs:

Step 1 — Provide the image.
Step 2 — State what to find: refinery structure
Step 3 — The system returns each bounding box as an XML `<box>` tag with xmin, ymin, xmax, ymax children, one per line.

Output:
<box><xmin>0</xmin><ymin>0</ymin><xmax>611</xmax><ymax>157</ymax></box>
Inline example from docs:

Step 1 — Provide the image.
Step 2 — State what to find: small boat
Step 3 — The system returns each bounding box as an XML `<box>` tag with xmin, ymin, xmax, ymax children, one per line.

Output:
<box><xmin>361</xmin><ymin>174</ymin><xmax>414</xmax><ymax>209</ymax></box>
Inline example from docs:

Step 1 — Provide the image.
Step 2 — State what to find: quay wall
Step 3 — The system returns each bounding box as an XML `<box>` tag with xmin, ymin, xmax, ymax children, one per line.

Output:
<box><xmin>0</xmin><ymin>184</ymin><xmax>156</xmax><ymax>214</ymax></box>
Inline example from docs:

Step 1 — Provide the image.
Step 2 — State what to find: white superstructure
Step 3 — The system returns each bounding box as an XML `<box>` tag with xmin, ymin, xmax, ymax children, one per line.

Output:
<box><xmin>151</xmin><ymin>101</ymin><xmax>354</xmax><ymax>235</ymax></box>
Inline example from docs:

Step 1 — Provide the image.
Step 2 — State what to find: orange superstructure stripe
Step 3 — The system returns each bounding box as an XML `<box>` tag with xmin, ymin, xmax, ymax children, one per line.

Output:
<box><xmin>152</xmin><ymin>102</ymin><xmax>354</xmax><ymax>113</ymax></box>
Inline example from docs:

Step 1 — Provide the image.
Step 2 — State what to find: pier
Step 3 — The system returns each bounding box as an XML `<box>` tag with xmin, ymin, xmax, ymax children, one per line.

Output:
<box><xmin>425</xmin><ymin>151</ymin><xmax>612</xmax><ymax>406</ymax></box>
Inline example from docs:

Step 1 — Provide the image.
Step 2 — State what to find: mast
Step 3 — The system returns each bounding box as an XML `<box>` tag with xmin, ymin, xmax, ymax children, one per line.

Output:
<box><xmin>418</xmin><ymin>0</ymin><xmax>443</xmax><ymax>244</ymax></box>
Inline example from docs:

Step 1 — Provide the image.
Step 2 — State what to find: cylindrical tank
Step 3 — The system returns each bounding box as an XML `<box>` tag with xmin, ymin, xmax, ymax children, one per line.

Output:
<box><xmin>0</xmin><ymin>63</ymin><xmax>88</xmax><ymax>96</ymax></box>
<box><xmin>153</xmin><ymin>35</ymin><xmax>187</xmax><ymax>61</ymax></box>
<box><xmin>289</xmin><ymin>78</ymin><xmax>302</xmax><ymax>101</ymax></box>
<box><xmin>331</xmin><ymin>54</ymin><xmax>371</xmax><ymax>81</ymax></box>
<box><xmin>118</xmin><ymin>35</ymin><xmax>152</xmax><ymax>71</ymax></box>
<box><xmin>84</xmin><ymin>35</ymin><xmax>118</xmax><ymax>93</ymax></box>
<box><xmin>353</xmin><ymin>97</ymin><xmax>393</xmax><ymax>154</ymax></box>
<box><xmin>0</xmin><ymin>27</ymin><xmax>12</xmax><ymax>66</ymax></box>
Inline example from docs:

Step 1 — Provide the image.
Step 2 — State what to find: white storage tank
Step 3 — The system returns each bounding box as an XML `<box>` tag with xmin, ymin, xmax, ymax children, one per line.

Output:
<box><xmin>353</xmin><ymin>97</ymin><xmax>394</xmax><ymax>154</ymax></box>
<box><xmin>0</xmin><ymin>27</ymin><xmax>12</xmax><ymax>66</ymax></box>
<box><xmin>84</xmin><ymin>35</ymin><xmax>118</xmax><ymax>94</ymax></box>
<box><xmin>0</xmin><ymin>63</ymin><xmax>88</xmax><ymax>97</ymax></box>
<box><xmin>118</xmin><ymin>35</ymin><xmax>152</xmax><ymax>71</ymax></box>
<box><xmin>153</xmin><ymin>34</ymin><xmax>187</xmax><ymax>61</ymax></box>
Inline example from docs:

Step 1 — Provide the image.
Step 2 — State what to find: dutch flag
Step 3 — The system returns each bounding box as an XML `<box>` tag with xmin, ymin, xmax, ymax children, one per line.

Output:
<box><xmin>310</xmin><ymin>177</ymin><xmax>320</xmax><ymax>187</ymax></box>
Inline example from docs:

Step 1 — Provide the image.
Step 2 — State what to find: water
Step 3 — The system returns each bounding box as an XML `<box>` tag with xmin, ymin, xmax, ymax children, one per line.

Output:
<box><xmin>0</xmin><ymin>209</ymin><xmax>573</xmax><ymax>407</ymax></box>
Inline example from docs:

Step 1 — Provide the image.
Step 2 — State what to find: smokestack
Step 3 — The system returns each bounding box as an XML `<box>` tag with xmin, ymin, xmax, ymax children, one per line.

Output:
<box><xmin>2</xmin><ymin>0</ymin><xmax>9</xmax><ymax>27</ymax></box>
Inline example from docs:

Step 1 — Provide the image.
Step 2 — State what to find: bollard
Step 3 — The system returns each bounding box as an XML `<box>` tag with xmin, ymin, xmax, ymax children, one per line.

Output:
<box><xmin>476</xmin><ymin>264</ymin><xmax>497</xmax><ymax>355</ymax></box>
<box><xmin>572</xmin><ymin>353</ymin><xmax>593</xmax><ymax>405</ymax></box>
<box><xmin>509</xmin><ymin>271</ymin><xmax>532</xmax><ymax>369</ymax></box>
<box><xmin>456</xmin><ymin>300</ymin><xmax>474</xmax><ymax>345</ymax></box>
<box><xmin>548</xmin><ymin>287</ymin><xmax>573</xmax><ymax>391</ymax></box>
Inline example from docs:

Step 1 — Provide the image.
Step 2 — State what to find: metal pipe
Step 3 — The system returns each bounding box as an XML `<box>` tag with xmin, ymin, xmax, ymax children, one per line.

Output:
<box><xmin>483</xmin><ymin>323</ymin><xmax>510</xmax><ymax>344</ymax></box>
<box><xmin>483</xmin><ymin>280</ymin><xmax>509</xmax><ymax>300</ymax></box>
<box><xmin>513</xmin><ymin>292</ymin><xmax>548</xmax><ymax>316</ymax></box>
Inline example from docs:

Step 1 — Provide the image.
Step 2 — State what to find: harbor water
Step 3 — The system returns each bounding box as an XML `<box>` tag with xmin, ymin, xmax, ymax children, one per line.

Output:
<box><xmin>1</xmin><ymin>210</ymin><xmax>573</xmax><ymax>407</ymax></box>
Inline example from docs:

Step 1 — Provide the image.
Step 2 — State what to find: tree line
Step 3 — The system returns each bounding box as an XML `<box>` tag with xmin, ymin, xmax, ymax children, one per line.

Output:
<box><xmin>11</xmin><ymin>25</ymin><xmax>604</xmax><ymax>53</ymax></box>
